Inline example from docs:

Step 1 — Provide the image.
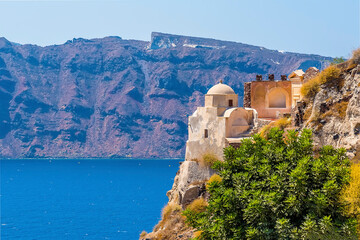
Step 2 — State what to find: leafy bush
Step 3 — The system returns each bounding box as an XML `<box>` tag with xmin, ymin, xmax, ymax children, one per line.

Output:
<box><xmin>341</xmin><ymin>163</ymin><xmax>360</xmax><ymax>235</ymax></box>
<box><xmin>332</xmin><ymin>57</ymin><xmax>346</xmax><ymax>65</ymax></box>
<box><xmin>207</xmin><ymin>174</ymin><xmax>222</xmax><ymax>185</ymax></box>
<box><xmin>183</xmin><ymin>128</ymin><xmax>357</xmax><ymax>240</ymax></box>
<box><xmin>206</xmin><ymin>174</ymin><xmax>222</xmax><ymax>190</ymax></box>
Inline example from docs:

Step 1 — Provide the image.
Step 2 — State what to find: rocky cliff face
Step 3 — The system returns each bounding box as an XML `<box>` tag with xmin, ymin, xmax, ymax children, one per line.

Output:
<box><xmin>301</xmin><ymin>63</ymin><xmax>360</xmax><ymax>161</ymax></box>
<box><xmin>142</xmin><ymin>59</ymin><xmax>360</xmax><ymax>240</ymax></box>
<box><xmin>0</xmin><ymin>32</ymin><xmax>331</xmax><ymax>158</ymax></box>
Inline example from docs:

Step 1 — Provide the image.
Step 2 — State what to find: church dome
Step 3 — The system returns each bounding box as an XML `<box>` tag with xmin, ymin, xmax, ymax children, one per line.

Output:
<box><xmin>207</xmin><ymin>83</ymin><xmax>235</xmax><ymax>95</ymax></box>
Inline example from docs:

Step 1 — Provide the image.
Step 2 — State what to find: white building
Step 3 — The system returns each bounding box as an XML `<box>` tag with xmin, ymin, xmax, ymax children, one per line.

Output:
<box><xmin>185</xmin><ymin>82</ymin><xmax>257</xmax><ymax>161</ymax></box>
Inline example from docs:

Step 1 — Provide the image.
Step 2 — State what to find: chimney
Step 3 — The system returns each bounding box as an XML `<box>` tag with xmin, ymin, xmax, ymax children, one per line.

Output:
<box><xmin>268</xmin><ymin>74</ymin><xmax>274</xmax><ymax>81</ymax></box>
<box><xmin>281</xmin><ymin>75</ymin><xmax>287</xmax><ymax>81</ymax></box>
<box><xmin>256</xmin><ymin>75</ymin><xmax>262</xmax><ymax>81</ymax></box>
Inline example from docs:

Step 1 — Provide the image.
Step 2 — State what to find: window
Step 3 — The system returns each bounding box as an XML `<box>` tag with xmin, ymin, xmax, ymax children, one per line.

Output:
<box><xmin>204</xmin><ymin>129</ymin><xmax>208</xmax><ymax>138</ymax></box>
<box><xmin>229</xmin><ymin>99</ymin><xmax>233</xmax><ymax>107</ymax></box>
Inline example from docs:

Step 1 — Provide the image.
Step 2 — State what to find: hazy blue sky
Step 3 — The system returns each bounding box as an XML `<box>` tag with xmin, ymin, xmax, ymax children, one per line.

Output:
<box><xmin>0</xmin><ymin>0</ymin><xmax>359</xmax><ymax>57</ymax></box>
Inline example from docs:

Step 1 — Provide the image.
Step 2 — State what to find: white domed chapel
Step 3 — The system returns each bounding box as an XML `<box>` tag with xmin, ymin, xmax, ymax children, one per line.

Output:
<box><xmin>185</xmin><ymin>82</ymin><xmax>258</xmax><ymax>161</ymax></box>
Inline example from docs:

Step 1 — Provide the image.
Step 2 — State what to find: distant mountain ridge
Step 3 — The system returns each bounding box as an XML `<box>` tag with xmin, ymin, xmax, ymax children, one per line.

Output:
<box><xmin>0</xmin><ymin>32</ymin><xmax>332</xmax><ymax>158</ymax></box>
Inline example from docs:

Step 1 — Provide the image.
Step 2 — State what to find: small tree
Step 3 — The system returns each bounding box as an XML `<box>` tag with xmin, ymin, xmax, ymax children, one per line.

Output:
<box><xmin>331</xmin><ymin>57</ymin><xmax>345</xmax><ymax>65</ymax></box>
<box><xmin>184</xmin><ymin>128</ymin><xmax>357</xmax><ymax>239</ymax></box>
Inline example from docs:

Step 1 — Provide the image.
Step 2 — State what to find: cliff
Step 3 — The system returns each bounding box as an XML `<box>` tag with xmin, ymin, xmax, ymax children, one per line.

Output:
<box><xmin>141</xmin><ymin>52</ymin><xmax>360</xmax><ymax>240</ymax></box>
<box><xmin>299</xmin><ymin>58</ymin><xmax>360</xmax><ymax>161</ymax></box>
<box><xmin>0</xmin><ymin>33</ymin><xmax>331</xmax><ymax>158</ymax></box>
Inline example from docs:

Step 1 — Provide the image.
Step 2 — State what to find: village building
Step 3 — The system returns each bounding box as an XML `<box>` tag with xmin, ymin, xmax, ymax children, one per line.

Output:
<box><xmin>243</xmin><ymin>67</ymin><xmax>319</xmax><ymax>119</ymax></box>
<box><xmin>185</xmin><ymin>82</ymin><xmax>257</xmax><ymax>161</ymax></box>
<box><xmin>185</xmin><ymin>67</ymin><xmax>319</xmax><ymax>161</ymax></box>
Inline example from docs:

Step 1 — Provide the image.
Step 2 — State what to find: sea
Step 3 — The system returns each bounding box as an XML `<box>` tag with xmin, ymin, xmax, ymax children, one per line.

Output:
<box><xmin>0</xmin><ymin>159</ymin><xmax>181</xmax><ymax>240</ymax></box>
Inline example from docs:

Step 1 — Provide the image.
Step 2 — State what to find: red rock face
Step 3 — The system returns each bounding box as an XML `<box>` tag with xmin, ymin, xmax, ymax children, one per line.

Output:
<box><xmin>0</xmin><ymin>33</ymin><xmax>332</xmax><ymax>158</ymax></box>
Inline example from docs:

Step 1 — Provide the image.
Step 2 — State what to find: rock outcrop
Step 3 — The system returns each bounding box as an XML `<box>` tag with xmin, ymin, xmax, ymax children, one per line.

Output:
<box><xmin>301</xmin><ymin>63</ymin><xmax>360</xmax><ymax>161</ymax></box>
<box><xmin>141</xmin><ymin>161</ymin><xmax>215</xmax><ymax>240</ymax></box>
<box><xmin>167</xmin><ymin>161</ymin><xmax>215</xmax><ymax>207</ymax></box>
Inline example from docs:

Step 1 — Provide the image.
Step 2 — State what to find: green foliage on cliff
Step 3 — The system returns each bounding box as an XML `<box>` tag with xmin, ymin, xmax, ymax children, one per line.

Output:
<box><xmin>183</xmin><ymin>128</ymin><xmax>358</xmax><ymax>239</ymax></box>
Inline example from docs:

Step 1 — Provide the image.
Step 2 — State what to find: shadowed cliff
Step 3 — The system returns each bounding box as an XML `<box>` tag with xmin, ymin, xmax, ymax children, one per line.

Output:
<box><xmin>0</xmin><ymin>33</ymin><xmax>332</xmax><ymax>158</ymax></box>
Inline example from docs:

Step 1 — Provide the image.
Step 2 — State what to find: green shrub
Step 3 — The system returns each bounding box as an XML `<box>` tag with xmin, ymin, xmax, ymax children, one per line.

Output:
<box><xmin>341</xmin><ymin>163</ymin><xmax>360</xmax><ymax>236</ymax></box>
<box><xmin>207</xmin><ymin>174</ymin><xmax>222</xmax><ymax>184</ymax></box>
<box><xmin>332</xmin><ymin>57</ymin><xmax>346</xmax><ymax>65</ymax></box>
<box><xmin>183</xmin><ymin>128</ymin><xmax>357</xmax><ymax>239</ymax></box>
<box><xmin>206</xmin><ymin>174</ymin><xmax>222</xmax><ymax>190</ymax></box>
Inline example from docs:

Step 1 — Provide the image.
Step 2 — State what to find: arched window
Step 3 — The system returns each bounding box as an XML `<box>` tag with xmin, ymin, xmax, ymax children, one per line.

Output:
<box><xmin>268</xmin><ymin>88</ymin><xmax>287</xmax><ymax>108</ymax></box>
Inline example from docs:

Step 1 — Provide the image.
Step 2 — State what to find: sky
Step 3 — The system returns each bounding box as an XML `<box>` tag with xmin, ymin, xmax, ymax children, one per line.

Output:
<box><xmin>0</xmin><ymin>0</ymin><xmax>359</xmax><ymax>58</ymax></box>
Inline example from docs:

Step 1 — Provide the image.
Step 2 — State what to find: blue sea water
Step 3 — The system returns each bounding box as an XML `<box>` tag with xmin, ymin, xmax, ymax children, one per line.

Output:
<box><xmin>0</xmin><ymin>159</ymin><xmax>181</xmax><ymax>240</ymax></box>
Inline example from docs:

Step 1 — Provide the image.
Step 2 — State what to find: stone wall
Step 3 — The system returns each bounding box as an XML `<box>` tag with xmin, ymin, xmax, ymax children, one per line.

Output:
<box><xmin>250</xmin><ymin>80</ymin><xmax>292</xmax><ymax>118</ymax></box>
<box><xmin>303</xmin><ymin>67</ymin><xmax>320</xmax><ymax>83</ymax></box>
<box><xmin>243</xmin><ymin>82</ymin><xmax>252</xmax><ymax>108</ymax></box>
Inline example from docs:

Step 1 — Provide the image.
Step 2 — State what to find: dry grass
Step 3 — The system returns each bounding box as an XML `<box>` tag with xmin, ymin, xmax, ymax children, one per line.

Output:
<box><xmin>301</xmin><ymin>76</ymin><xmax>321</xmax><ymax>100</ymax></box>
<box><xmin>161</xmin><ymin>203</ymin><xmax>182</xmax><ymax>225</ymax></box>
<box><xmin>189</xmin><ymin>179</ymin><xmax>207</xmax><ymax>187</ymax></box>
<box><xmin>148</xmin><ymin>202</ymin><xmax>190</xmax><ymax>240</ymax></box>
<box><xmin>303</xmin><ymin>107</ymin><xmax>312</xmax><ymax>121</ymax></box>
<box><xmin>186</xmin><ymin>198</ymin><xmax>208</xmax><ymax>214</ymax></box>
<box><xmin>193</xmin><ymin>230</ymin><xmax>203</xmax><ymax>239</ymax></box>
<box><xmin>318</xmin><ymin>65</ymin><xmax>342</xmax><ymax>84</ymax></box>
<box><xmin>340</xmin><ymin>163</ymin><xmax>360</xmax><ymax>236</ymax></box>
<box><xmin>350</xmin><ymin>48</ymin><xmax>360</xmax><ymax>65</ymax></box>
<box><xmin>259</xmin><ymin>117</ymin><xmax>291</xmax><ymax>137</ymax></box>
<box><xmin>193</xmin><ymin>153</ymin><xmax>220</xmax><ymax>167</ymax></box>
<box><xmin>202</xmin><ymin>153</ymin><xmax>219</xmax><ymax>166</ymax></box>
<box><xmin>301</xmin><ymin>65</ymin><xmax>342</xmax><ymax>100</ymax></box>
<box><xmin>322</xmin><ymin>101</ymin><xmax>349</xmax><ymax>120</ymax></box>
<box><xmin>333</xmin><ymin>101</ymin><xmax>349</xmax><ymax>118</ymax></box>
<box><xmin>347</xmin><ymin>63</ymin><xmax>358</xmax><ymax>71</ymax></box>
<box><xmin>140</xmin><ymin>231</ymin><xmax>147</xmax><ymax>238</ymax></box>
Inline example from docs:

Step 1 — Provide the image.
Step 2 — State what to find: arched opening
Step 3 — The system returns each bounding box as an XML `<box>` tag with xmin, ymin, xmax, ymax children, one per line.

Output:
<box><xmin>224</xmin><ymin>108</ymin><xmax>250</xmax><ymax>138</ymax></box>
<box><xmin>268</xmin><ymin>88</ymin><xmax>287</xmax><ymax>108</ymax></box>
<box><xmin>253</xmin><ymin>85</ymin><xmax>266</xmax><ymax>104</ymax></box>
